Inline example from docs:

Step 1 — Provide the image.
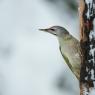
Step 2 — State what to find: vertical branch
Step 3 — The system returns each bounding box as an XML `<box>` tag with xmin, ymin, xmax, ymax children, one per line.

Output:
<box><xmin>79</xmin><ymin>0</ymin><xmax>95</xmax><ymax>95</ymax></box>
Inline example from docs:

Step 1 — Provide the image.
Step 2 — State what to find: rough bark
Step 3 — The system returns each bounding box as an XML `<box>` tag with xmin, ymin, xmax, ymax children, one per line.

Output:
<box><xmin>79</xmin><ymin>0</ymin><xmax>95</xmax><ymax>95</ymax></box>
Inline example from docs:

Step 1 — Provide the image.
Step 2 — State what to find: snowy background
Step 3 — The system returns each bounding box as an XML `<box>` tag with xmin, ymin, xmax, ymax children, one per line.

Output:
<box><xmin>0</xmin><ymin>0</ymin><xmax>80</xmax><ymax>95</ymax></box>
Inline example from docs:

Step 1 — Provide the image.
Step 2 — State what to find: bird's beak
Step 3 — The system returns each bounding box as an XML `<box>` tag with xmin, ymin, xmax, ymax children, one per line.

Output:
<box><xmin>39</xmin><ymin>28</ymin><xmax>49</xmax><ymax>32</ymax></box>
<box><xmin>39</xmin><ymin>28</ymin><xmax>56</xmax><ymax>36</ymax></box>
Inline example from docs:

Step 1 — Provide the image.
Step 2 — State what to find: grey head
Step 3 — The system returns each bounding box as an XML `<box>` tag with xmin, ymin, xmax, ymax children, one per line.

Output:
<box><xmin>39</xmin><ymin>26</ymin><xmax>69</xmax><ymax>37</ymax></box>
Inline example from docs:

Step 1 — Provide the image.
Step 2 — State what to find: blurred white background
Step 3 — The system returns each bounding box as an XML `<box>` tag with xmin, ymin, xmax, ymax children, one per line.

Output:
<box><xmin>0</xmin><ymin>0</ymin><xmax>80</xmax><ymax>95</ymax></box>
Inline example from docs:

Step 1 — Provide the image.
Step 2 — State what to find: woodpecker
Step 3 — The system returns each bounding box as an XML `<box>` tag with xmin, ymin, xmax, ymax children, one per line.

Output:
<box><xmin>39</xmin><ymin>26</ymin><xmax>81</xmax><ymax>79</ymax></box>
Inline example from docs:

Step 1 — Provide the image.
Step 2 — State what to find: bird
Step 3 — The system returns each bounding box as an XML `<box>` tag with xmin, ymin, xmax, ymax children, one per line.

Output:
<box><xmin>39</xmin><ymin>26</ymin><xmax>81</xmax><ymax>80</ymax></box>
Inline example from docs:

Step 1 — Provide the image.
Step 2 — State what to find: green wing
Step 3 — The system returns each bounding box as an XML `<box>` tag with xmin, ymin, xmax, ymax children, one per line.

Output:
<box><xmin>59</xmin><ymin>46</ymin><xmax>79</xmax><ymax>79</ymax></box>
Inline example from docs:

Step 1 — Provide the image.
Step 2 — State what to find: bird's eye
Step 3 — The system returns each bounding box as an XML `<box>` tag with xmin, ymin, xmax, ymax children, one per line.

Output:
<box><xmin>50</xmin><ymin>28</ymin><xmax>55</xmax><ymax>31</ymax></box>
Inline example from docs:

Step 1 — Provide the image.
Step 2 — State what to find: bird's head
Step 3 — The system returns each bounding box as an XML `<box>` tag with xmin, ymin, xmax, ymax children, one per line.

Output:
<box><xmin>39</xmin><ymin>26</ymin><xmax>69</xmax><ymax>37</ymax></box>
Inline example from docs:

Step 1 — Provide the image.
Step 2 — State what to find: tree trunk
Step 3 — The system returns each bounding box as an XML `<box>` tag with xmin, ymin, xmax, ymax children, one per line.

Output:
<box><xmin>79</xmin><ymin>0</ymin><xmax>95</xmax><ymax>95</ymax></box>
